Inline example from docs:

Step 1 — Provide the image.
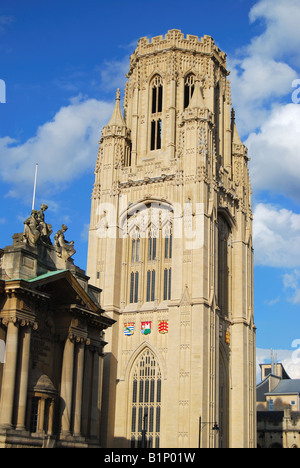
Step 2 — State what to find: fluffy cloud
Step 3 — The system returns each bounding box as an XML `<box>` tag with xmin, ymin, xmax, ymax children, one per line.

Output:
<box><xmin>283</xmin><ymin>270</ymin><xmax>300</xmax><ymax>305</ymax></box>
<box><xmin>97</xmin><ymin>56</ymin><xmax>129</xmax><ymax>93</ymax></box>
<box><xmin>253</xmin><ymin>203</ymin><xmax>300</xmax><ymax>267</ymax></box>
<box><xmin>0</xmin><ymin>96</ymin><xmax>114</xmax><ymax>198</ymax></box>
<box><xmin>228</xmin><ymin>0</ymin><xmax>300</xmax><ymax>136</ymax></box>
<box><xmin>248</xmin><ymin>0</ymin><xmax>300</xmax><ymax>64</ymax></box>
<box><xmin>229</xmin><ymin>57</ymin><xmax>296</xmax><ymax>135</ymax></box>
<box><xmin>247</xmin><ymin>104</ymin><xmax>300</xmax><ymax>201</ymax></box>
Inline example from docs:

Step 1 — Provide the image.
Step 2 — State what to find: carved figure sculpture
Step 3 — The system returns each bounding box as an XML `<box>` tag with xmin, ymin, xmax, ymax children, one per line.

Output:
<box><xmin>36</xmin><ymin>204</ymin><xmax>53</xmax><ymax>245</ymax></box>
<box><xmin>54</xmin><ymin>224</ymin><xmax>76</xmax><ymax>261</ymax></box>
<box><xmin>23</xmin><ymin>204</ymin><xmax>53</xmax><ymax>246</ymax></box>
<box><xmin>23</xmin><ymin>210</ymin><xmax>40</xmax><ymax>246</ymax></box>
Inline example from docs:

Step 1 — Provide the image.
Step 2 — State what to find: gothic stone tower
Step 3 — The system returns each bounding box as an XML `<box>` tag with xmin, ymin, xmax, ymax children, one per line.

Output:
<box><xmin>87</xmin><ymin>30</ymin><xmax>256</xmax><ymax>449</ymax></box>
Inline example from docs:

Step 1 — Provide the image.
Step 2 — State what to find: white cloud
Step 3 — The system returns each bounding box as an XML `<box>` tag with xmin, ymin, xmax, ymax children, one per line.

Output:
<box><xmin>253</xmin><ymin>203</ymin><xmax>300</xmax><ymax>267</ymax></box>
<box><xmin>283</xmin><ymin>270</ymin><xmax>300</xmax><ymax>304</ymax></box>
<box><xmin>0</xmin><ymin>96</ymin><xmax>114</xmax><ymax>199</ymax></box>
<box><xmin>229</xmin><ymin>58</ymin><xmax>296</xmax><ymax>135</ymax></box>
<box><xmin>97</xmin><ymin>56</ymin><xmax>129</xmax><ymax>93</ymax></box>
<box><xmin>228</xmin><ymin>0</ymin><xmax>300</xmax><ymax>136</ymax></box>
<box><xmin>247</xmin><ymin>104</ymin><xmax>300</xmax><ymax>202</ymax></box>
<box><xmin>249</xmin><ymin>0</ymin><xmax>300</xmax><ymax>64</ymax></box>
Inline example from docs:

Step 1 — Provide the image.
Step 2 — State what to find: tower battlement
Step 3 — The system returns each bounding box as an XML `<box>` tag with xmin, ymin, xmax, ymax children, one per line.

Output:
<box><xmin>131</xmin><ymin>29</ymin><xmax>227</xmax><ymax>68</ymax></box>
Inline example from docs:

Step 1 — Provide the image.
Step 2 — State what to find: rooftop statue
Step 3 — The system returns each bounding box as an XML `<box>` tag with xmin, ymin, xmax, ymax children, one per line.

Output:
<box><xmin>23</xmin><ymin>204</ymin><xmax>52</xmax><ymax>246</ymax></box>
<box><xmin>23</xmin><ymin>210</ymin><xmax>40</xmax><ymax>247</ymax></box>
<box><xmin>54</xmin><ymin>224</ymin><xmax>76</xmax><ymax>261</ymax></box>
<box><xmin>36</xmin><ymin>204</ymin><xmax>53</xmax><ymax>245</ymax></box>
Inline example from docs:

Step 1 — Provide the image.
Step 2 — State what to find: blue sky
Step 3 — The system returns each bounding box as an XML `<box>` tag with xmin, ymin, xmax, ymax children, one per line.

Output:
<box><xmin>1</xmin><ymin>0</ymin><xmax>300</xmax><ymax>380</ymax></box>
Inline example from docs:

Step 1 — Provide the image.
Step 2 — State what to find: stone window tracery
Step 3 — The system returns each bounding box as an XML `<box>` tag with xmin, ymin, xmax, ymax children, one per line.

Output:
<box><xmin>184</xmin><ymin>73</ymin><xmax>195</xmax><ymax>108</ymax></box>
<box><xmin>125</xmin><ymin>205</ymin><xmax>173</xmax><ymax>305</ymax></box>
<box><xmin>150</xmin><ymin>75</ymin><xmax>163</xmax><ymax>150</ymax></box>
<box><xmin>130</xmin><ymin>349</ymin><xmax>161</xmax><ymax>448</ymax></box>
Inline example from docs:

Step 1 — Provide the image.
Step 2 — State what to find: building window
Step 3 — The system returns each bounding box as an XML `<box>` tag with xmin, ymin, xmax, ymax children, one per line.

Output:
<box><xmin>130</xmin><ymin>271</ymin><xmax>139</xmax><ymax>303</ymax></box>
<box><xmin>164</xmin><ymin>233</ymin><xmax>172</xmax><ymax>259</ymax></box>
<box><xmin>184</xmin><ymin>73</ymin><xmax>195</xmax><ymax>108</ymax></box>
<box><xmin>150</xmin><ymin>75</ymin><xmax>163</xmax><ymax>151</ymax></box>
<box><xmin>163</xmin><ymin>268</ymin><xmax>172</xmax><ymax>300</ymax></box>
<box><xmin>151</xmin><ymin>120</ymin><xmax>162</xmax><ymax>151</ymax></box>
<box><xmin>268</xmin><ymin>399</ymin><xmax>274</xmax><ymax>411</ymax></box>
<box><xmin>124</xmin><ymin>143</ymin><xmax>132</xmax><ymax>167</ymax></box>
<box><xmin>130</xmin><ymin>349</ymin><xmax>162</xmax><ymax>448</ymax></box>
<box><xmin>146</xmin><ymin>270</ymin><xmax>156</xmax><ymax>302</ymax></box>
<box><xmin>131</xmin><ymin>238</ymin><xmax>140</xmax><ymax>263</ymax></box>
<box><xmin>148</xmin><ymin>234</ymin><xmax>157</xmax><ymax>261</ymax></box>
<box><xmin>151</xmin><ymin>75</ymin><xmax>163</xmax><ymax>114</ymax></box>
<box><xmin>30</xmin><ymin>397</ymin><xmax>40</xmax><ymax>433</ymax></box>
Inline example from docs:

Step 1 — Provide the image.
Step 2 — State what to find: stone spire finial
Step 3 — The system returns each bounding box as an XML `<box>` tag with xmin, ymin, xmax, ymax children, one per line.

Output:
<box><xmin>188</xmin><ymin>79</ymin><xmax>206</xmax><ymax>110</ymax></box>
<box><xmin>231</xmin><ymin>108</ymin><xmax>243</xmax><ymax>146</ymax></box>
<box><xmin>108</xmin><ymin>88</ymin><xmax>125</xmax><ymax>127</ymax></box>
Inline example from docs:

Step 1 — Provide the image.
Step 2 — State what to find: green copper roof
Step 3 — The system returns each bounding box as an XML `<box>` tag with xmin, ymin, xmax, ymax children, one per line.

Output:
<box><xmin>26</xmin><ymin>270</ymin><xmax>69</xmax><ymax>282</ymax></box>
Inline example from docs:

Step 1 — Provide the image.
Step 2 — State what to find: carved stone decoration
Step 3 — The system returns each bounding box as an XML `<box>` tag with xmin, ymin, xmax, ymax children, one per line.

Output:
<box><xmin>23</xmin><ymin>210</ymin><xmax>40</xmax><ymax>246</ymax></box>
<box><xmin>54</xmin><ymin>224</ymin><xmax>76</xmax><ymax>261</ymax></box>
<box><xmin>23</xmin><ymin>203</ymin><xmax>52</xmax><ymax>246</ymax></box>
<box><xmin>36</xmin><ymin>204</ymin><xmax>53</xmax><ymax>245</ymax></box>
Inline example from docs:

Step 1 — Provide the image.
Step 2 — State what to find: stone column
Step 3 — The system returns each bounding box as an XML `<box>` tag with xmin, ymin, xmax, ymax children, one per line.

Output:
<box><xmin>73</xmin><ymin>341</ymin><xmax>85</xmax><ymax>437</ymax></box>
<box><xmin>48</xmin><ymin>399</ymin><xmax>55</xmax><ymax>435</ymax></box>
<box><xmin>90</xmin><ymin>350</ymin><xmax>100</xmax><ymax>438</ymax></box>
<box><xmin>60</xmin><ymin>336</ymin><xmax>75</xmax><ymax>436</ymax></box>
<box><xmin>16</xmin><ymin>325</ymin><xmax>32</xmax><ymax>430</ymax></box>
<box><xmin>0</xmin><ymin>320</ymin><xmax>19</xmax><ymax>429</ymax></box>
<box><xmin>82</xmin><ymin>346</ymin><xmax>93</xmax><ymax>436</ymax></box>
<box><xmin>37</xmin><ymin>397</ymin><xmax>45</xmax><ymax>434</ymax></box>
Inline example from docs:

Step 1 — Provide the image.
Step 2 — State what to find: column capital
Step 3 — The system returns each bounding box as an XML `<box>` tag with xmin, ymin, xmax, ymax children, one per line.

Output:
<box><xmin>1</xmin><ymin>316</ymin><xmax>38</xmax><ymax>330</ymax></box>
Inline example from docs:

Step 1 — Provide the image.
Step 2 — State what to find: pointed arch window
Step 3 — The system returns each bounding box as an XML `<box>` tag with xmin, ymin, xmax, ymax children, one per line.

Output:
<box><xmin>131</xmin><ymin>230</ymin><xmax>140</xmax><ymax>263</ymax></box>
<box><xmin>150</xmin><ymin>75</ymin><xmax>163</xmax><ymax>150</ymax></box>
<box><xmin>130</xmin><ymin>271</ymin><xmax>139</xmax><ymax>303</ymax></box>
<box><xmin>146</xmin><ymin>270</ymin><xmax>156</xmax><ymax>302</ymax></box>
<box><xmin>184</xmin><ymin>73</ymin><xmax>195</xmax><ymax>108</ymax></box>
<box><xmin>163</xmin><ymin>268</ymin><xmax>172</xmax><ymax>300</ymax></box>
<box><xmin>164</xmin><ymin>226</ymin><xmax>172</xmax><ymax>259</ymax></box>
<box><xmin>148</xmin><ymin>229</ymin><xmax>157</xmax><ymax>261</ymax></box>
<box><xmin>130</xmin><ymin>349</ymin><xmax>162</xmax><ymax>448</ymax></box>
<box><xmin>151</xmin><ymin>75</ymin><xmax>163</xmax><ymax>114</ymax></box>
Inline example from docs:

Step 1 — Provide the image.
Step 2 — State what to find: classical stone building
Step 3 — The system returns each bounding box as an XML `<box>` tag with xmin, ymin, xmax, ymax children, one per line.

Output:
<box><xmin>0</xmin><ymin>208</ymin><xmax>114</xmax><ymax>448</ymax></box>
<box><xmin>87</xmin><ymin>30</ymin><xmax>256</xmax><ymax>448</ymax></box>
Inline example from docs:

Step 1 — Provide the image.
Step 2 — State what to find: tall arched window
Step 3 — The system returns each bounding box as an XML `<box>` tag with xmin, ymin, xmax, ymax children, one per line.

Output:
<box><xmin>151</xmin><ymin>75</ymin><xmax>163</xmax><ymax>114</ymax></box>
<box><xmin>150</xmin><ymin>75</ymin><xmax>163</xmax><ymax>150</ymax></box>
<box><xmin>130</xmin><ymin>349</ymin><xmax>162</xmax><ymax>448</ymax></box>
<box><xmin>131</xmin><ymin>229</ymin><xmax>140</xmax><ymax>263</ymax></box>
<box><xmin>184</xmin><ymin>73</ymin><xmax>195</xmax><ymax>108</ymax></box>
<box><xmin>130</xmin><ymin>271</ymin><xmax>139</xmax><ymax>303</ymax></box>
<box><xmin>146</xmin><ymin>270</ymin><xmax>156</xmax><ymax>302</ymax></box>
